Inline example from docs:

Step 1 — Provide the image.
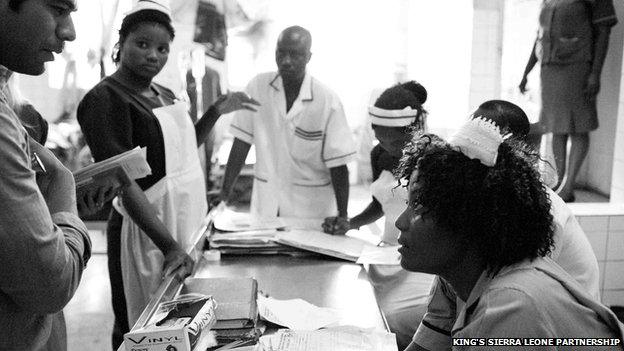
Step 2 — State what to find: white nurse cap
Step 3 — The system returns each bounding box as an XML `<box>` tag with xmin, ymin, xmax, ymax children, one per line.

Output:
<box><xmin>126</xmin><ymin>0</ymin><xmax>171</xmax><ymax>17</ymax></box>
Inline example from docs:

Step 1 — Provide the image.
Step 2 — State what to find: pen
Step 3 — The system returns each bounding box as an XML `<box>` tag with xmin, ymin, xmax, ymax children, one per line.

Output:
<box><xmin>31</xmin><ymin>152</ymin><xmax>46</xmax><ymax>174</ymax></box>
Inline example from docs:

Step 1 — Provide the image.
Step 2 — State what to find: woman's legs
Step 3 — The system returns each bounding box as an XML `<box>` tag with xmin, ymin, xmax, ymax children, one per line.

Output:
<box><xmin>559</xmin><ymin>132</ymin><xmax>589</xmax><ymax>201</ymax></box>
<box><xmin>552</xmin><ymin>133</ymin><xmax>568</xmax><ymax>190</ymax></box>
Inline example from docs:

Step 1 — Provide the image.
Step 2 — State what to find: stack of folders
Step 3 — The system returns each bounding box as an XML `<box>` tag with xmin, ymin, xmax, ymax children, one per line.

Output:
<box><xmin>209</xmin><ymin>210</ymin><xmax>309</xmax><ymax>256</ymax></box>
<box><xmin>181</xmin><ymin>277</ymin><xmax>265</xmax><ymax>348</ymax></box>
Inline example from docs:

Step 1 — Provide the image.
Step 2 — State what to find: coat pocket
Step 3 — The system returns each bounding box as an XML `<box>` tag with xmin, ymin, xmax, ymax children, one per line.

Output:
<box><xmin>554</xmin><ymin>36</ymin><xmax>580</xmax><ymax>60</ymax></box>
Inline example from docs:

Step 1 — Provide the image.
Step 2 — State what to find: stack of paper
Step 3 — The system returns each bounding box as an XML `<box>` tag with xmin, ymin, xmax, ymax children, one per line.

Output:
<box><xmin>213</xmin><ymin>210</ymin><xmax>287</xmax><ymax>232</ymax></box>
<box><xmin>209</xmin><ymin>210</ymin><xmax>309</xmax><ymax>256</ymax></box>
<box><xmin>259</xmin><ymin>328</ymin><xmax>398</xmax><ymax>351</ymax></box>
<box><xmin>257</xmin><ymin>295</ymin><xmax>340</xmax><ymax>331</ymax></box>
<box><xmin>74</xmin><ymin>147</ymin><xmax>151</xmax><ymax>194</ymax></box>
<box><xmin>209</xmin><ymin>230</ymin><xmax>280</xmax><ymax>248</ymax></box>
<box><xmin>275</xmin><ymin>230</ymin><xmax>379</xmax><ymax>262</ymax></box>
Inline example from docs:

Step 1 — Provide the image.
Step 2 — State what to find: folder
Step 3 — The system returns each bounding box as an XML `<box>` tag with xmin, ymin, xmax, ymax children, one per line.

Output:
<box><xmin>181</xmin><ymin>277</ymin><xmax>258</xmax><ymax>330</ymax></box>
<box><xmin>275</xmin><ymin>229</ymin><xmax>378</xmax><ymax>262</ymax></box>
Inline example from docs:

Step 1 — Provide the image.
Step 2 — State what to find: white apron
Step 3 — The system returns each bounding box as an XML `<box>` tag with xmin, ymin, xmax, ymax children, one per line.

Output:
<box><xmin>116</xmin><ymin>101</ymin><xmax>208</xmax><ymax>327</ymax></box>
<box><xmin>367</xmin><ymin>170</ymin><xmax>434</xmax><ymax>337</ymax></box>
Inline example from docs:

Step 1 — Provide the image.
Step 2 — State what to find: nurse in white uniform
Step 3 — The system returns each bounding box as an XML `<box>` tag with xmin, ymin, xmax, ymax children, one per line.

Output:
<box><xmin>339</xmin><ymin>81</ymin><xmax>435</xmax><ymax>349</ymax></box>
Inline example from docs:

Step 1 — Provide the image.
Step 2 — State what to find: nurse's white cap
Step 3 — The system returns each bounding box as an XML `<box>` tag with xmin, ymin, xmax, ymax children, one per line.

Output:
<box><xmin>126</xmin><ymin>0</ymin><xmax>171</xmax><ymax>17</ymax></box>
<box><xmin>368</xmin><ymin>106</ymin><xmax>419</xmax><ymax>127</ymax></box>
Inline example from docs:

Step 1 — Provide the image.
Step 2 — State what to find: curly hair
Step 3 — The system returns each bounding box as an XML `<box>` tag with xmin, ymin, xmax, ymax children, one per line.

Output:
<box><xmin>395</xmin><ymin>133</ymin><xmax>554</xmax><ymax>273</ymax></box>
<box><xmin>373</xmin><ymin>81</ymin><xmax>428</xmax><ymax>131</ymax></box>
<box><xmin>8</xmin><ymin>0</ymin><xmax>26</xmax><ymax>11</ymax></box>
<box><xmin>112</xmin><ymin>9</ymin><xmax>175</xmax><ymax>63</ymax></box>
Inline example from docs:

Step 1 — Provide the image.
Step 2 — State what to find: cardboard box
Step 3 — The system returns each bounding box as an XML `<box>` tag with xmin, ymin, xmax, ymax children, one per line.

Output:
<box><xmin>124</xmin><ymin>294</ymin><xmax>217</xmax><ymax>351</ymax></box>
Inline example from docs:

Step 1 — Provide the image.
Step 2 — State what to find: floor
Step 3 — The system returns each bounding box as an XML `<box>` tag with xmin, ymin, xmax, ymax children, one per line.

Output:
<box><xmin>63</xmin><ymin>184</ymin><xmax>609</xmax><ymax>350</ymax></box>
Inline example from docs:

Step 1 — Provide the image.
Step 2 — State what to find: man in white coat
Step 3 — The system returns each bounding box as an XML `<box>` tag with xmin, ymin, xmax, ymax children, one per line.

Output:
<box><xmin>220</xmin><ymin>26</ymin><xmax>356</xmax><ymax>227</ymax></box>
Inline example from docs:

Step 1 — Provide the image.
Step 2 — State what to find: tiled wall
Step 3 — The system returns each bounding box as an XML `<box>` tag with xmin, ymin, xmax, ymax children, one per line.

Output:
<box><xmin>570</xmin><ymin>203</ymin><xmax>624</xmax><ymax>305</ymax></box>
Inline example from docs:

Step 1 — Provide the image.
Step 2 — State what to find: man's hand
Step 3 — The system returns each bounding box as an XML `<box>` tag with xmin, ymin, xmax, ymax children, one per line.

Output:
<box><xmin>163</xmin><ymin>245</ymin><xmax>195</xmax><ymax>280</ymax></box>
<box><xmin>322</xmin><ymin>216</ymin><xmax>350</xmax><ymax>235</ymax></box>
<box><xmin>584</xmin><ymin>72</ymin><xmax>600</xmax><ymax>102</ymax></box>
<box><xmin>31</xmin><ymin>140</ymin><xmax>77</xmax><ymax>215</ymax></box>
<box><xmin>215</xmin><ymin>91</ymin><xmax>261</xmax><ymax>115</ymax></box>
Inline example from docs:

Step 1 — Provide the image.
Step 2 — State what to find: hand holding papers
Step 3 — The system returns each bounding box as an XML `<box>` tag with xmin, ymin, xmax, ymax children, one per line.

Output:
<box><xmin>73</xmin><ymin>147</ymin><xmax>151</xmax><ymax>216</ymax></box>
<box><xmin>257</xmin><ymin>294</ymin><xmax>339</xmax><ymax>331</ymax></box>
<box><xmin>74</xmin><ymin>147</ymin><xmax>151</xmax><ymax>191</ymax></box>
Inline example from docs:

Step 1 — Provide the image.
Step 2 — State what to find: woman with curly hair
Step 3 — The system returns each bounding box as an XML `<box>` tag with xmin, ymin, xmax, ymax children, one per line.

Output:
<box><xmin>397</xmin><ymin>119</ymin><xmax>623</xmax><ymax>349</ymax></box>
<box><xmin>411</xmin><ymin>100</ymin><xmax>602</xmax><ymax>351</ymax></box>
<box><xmin>322</xmin><ymin>81</ymin><xmax>434</xmax><ymax>349</ymax></box>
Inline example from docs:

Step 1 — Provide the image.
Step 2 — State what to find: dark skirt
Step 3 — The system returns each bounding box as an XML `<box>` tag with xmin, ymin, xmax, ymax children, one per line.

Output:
<box><xmin>540</xmin><ymin>62</ymin><xmax>598</xmax><ymax>134</ymax></box>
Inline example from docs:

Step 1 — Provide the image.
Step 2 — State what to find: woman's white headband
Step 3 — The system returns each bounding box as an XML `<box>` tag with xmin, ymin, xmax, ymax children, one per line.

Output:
<box><xmin>368</xmin><ymin>106</ymin><xmax>419</xmax><ymax>127</ymax></box>
<box><xmin>448</xmin><ymin>117</ymin><xmax>505</xmax><ymax>167</ymax></box>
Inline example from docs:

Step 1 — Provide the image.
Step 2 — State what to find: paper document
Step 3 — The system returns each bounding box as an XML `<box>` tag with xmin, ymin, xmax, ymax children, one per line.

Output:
<box><xmin>356</xmin><ymin>245</ymin><xmax>401</xmax><ymax>265</ymax></box>
<box><xmin>257</xmin><ymin>295</ymin><xmax>339</xmax><ymax>331</ymax></box>
<box><xmin>276</xmin><ymin>230</ymin><xmax>377</xmax><ymax>262</ymax></box>
<box><xmin>213</xmin><ymin>209</ymin><xmax>287</xmax><ymax>232</ymax></box>
<box><xmin>74</xmin><ymin>146</ymin><xmax>151</xmax><ymax>190</ymax></box>
<box><xmin>259</xmin><ymin>328</ymin><xmax>398</xmax><ymax>351</ymax></box>
<box><xmin>209</xmin><ymin>230</ymin><xmax>279</xmax><ymax>248</ymax></box>
<box><xmin>279</xmin><ymin>217</ymin><xmax>324</xmax><ymax>231</ymax></box>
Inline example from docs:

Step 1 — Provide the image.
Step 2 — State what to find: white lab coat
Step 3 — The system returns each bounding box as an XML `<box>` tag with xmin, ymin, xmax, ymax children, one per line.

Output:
<box><xmin>230</xmin><ymin>72</ymin><xmax>356</xmax><ymax>219</ymax></box>
<box><xmin>115</xmin><ymin>101</ymin><xmax>207</xmax><ymax>327</ymax></box>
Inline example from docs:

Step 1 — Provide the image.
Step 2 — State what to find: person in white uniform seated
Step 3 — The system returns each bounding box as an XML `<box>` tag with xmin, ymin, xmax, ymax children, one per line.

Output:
<box><xmin>410</xmin><ymin>100</ymin><xmax>602</xmax><ymax>351</ymax></box>
<box><xmin>396</xmin><ymin>118</ymin><xmax>623</xmax><ymax>350</ymax></box>
<box><xmin>322</xmin><ymin>81</ymin><xmax>435</xmax><ymax>348</ymax></box>
<box><xmin>220</xmin><ymin>26</ymin><xmax>356</xmax><ymax>227</ymax></box>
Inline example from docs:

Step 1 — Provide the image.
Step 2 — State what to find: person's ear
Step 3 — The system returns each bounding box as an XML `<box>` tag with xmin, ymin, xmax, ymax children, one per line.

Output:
<box><xmin>305</xmin><ymin>51</ymin><xmax>312</xmax><ymax>63</ymax></box>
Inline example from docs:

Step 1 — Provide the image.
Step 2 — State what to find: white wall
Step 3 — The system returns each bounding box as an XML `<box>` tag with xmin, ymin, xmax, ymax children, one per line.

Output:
<box><xmin>469</xmin><ymin>0</ymin><xmax>504</xmax><ymax>113</ymax></box>
<box><xmin>585</xmin><ymin>0</ymin><xmax>624</xmax><ymax>196</ymax></box>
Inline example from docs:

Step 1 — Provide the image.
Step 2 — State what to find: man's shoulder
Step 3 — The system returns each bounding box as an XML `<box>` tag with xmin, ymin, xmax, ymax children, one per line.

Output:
<box><xmin>0</xmin><ymin>95</ymin><xmax>21</xmax><ymax>130</ymax></box>
<box><xmin>248</xmin><ymin>72</ymin><xmax>279</xmax><ymax>86</ymax></box>
<box><xmin>0</xmin><ymin>98</ymin><xmax>27</xmax><ymax>153</ymax></box>
<box><xmin>309</xmin><ymin>75</ymin><xmax>340</xmax><ymax>99</ymax></box>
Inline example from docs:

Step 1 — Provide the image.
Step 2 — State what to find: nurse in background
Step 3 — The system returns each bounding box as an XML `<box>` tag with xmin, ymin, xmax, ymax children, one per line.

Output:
<box><xmin>77</xmin><ymin>0</ymin><xmax>258</xmax><ymax>347</ymax></box>
<box><xmin>324</xmin><ymin>81</ymin><xmax>435</xmax><ymax>349</ymax></box>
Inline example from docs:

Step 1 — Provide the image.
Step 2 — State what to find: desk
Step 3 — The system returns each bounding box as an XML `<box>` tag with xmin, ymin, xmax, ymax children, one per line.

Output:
<box><xmin>194</xmin><ymin>255</ymin><xmax>388</xmax><ymax>330</ymax></box>
<box><xmin>120</xmin><ymin>212</ymin><xmax>388</xmax><ymax>350</ymax></box>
